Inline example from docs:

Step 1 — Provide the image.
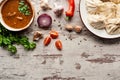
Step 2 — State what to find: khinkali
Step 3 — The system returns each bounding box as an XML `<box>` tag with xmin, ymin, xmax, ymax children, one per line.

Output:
<box><xmin>105</xmin><ymin>18</ymin><xmax>120</xmax><ymax>34</ymax></box>
<box><xmin>86</xmin><ymin>0</ymin><xmax>120</xmax><ymax>35</ymax></box>
<box><xmin>88</xmin><ymin>14</ymin><xmax>106</xmax><ymax>29</ymax></box>
<box><xmin>86</xmin><ymin>0</ymin><xmax>117</xmax><ymax>19</ymax></box>
<box><xmin>98</xmin><ymin>2</ymin><xmax>117</xmax><ymax>19</ymax></box>
<box><xmin>86</xmin><ymin>0</ymin><xmax>103</xmax><ymax>14</ymax></box>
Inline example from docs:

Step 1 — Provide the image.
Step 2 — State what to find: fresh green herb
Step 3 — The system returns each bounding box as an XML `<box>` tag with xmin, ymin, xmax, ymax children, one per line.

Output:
<box><xmin>18</xmin><ymin>0</ymin><xmax>31</xmax><ymax>15</ymax></box>
<box><xmin>29</xmin><ymin>42</ymin><xmax>36</xmax><ymax>49</ymax></box>
<box><xmin>0</xmin><ymin>23</ymin><xmax>36</xmax><ymax>54</ymax></box>
<box><xmin>7</xmin><ymin>45</ymin><xmax>17</xmax><ymax>54</ymax></box>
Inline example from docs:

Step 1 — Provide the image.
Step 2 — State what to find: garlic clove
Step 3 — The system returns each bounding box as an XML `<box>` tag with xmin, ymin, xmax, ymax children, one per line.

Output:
<box><xmin>33</xmin><ymin>31</ymin><xmax>43</xmax><ymax>41</ymax></box>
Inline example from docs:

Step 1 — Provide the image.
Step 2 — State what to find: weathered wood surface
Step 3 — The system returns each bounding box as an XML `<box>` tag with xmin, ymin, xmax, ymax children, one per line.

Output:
<box><xmin>0</xmin><ymin>0</ymin><xmax>120</xmax><ymax>80</ymax></box>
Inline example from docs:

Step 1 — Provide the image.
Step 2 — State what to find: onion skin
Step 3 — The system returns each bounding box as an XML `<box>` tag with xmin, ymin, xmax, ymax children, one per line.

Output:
<box><xmin>37</xmin><ymin>14</ymin><xmax>52</xmax><ymax>28</ymax></box>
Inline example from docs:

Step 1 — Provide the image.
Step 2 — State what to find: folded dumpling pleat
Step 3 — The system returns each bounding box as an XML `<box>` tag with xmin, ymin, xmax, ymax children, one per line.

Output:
<box><xmin>99</xmin><ymin>2</ymin><xmax>117</xmax><ymax>18</ymax></box>
<box><xmin>86</xmin><ymin>0</ymin><xmax>103</xmax><ymax>14</ymax></box>
<box><xmin>86</xmin><ymin>0</ymin><xmax>117</xmax><ymax>18</ymax></box>
<box><xmin>88</xmin><ymin>14</ymin><xmax>106</xmax><ymax>29</ymax></box>
<box><xmin>105</xmin><ymin>18</ymin><xmax>120</xmax><ymax>34</ymax></box>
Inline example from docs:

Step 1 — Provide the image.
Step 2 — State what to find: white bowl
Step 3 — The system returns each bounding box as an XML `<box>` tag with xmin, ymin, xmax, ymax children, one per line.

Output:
<box><xmin>0</xmin><ymin>0</ymin><xmax>35</xmax><ymax>31</ymax></box>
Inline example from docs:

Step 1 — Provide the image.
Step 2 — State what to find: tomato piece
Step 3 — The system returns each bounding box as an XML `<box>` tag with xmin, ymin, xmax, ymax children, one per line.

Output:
<box><xmin>50</xmin><ymin>30</ymin><xmax>59</xmax><ymax>39</ymax></box>
<box><xmin>44</xmin><ymin>36</ymin><xmax>51</xmax><ymax>46</ymax></box>
<box><xmin>55</xmin><ymin>40</ymin><xmax>62</xmax><ymax>50</ymax></box>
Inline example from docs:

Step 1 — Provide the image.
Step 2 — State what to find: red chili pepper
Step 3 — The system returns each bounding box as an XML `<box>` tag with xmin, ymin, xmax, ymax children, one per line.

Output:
<box><xmin>65</xmin><ymin>0</ymin><xmax>75</xmax><ymax>19</ymax></box>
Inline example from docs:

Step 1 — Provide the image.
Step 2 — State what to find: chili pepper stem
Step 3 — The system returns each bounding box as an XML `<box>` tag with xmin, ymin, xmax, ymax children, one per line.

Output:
<box><xmin>66</xmin><ymin>16</ymin><xmax>71</xmax><ymax>20</ymax></box>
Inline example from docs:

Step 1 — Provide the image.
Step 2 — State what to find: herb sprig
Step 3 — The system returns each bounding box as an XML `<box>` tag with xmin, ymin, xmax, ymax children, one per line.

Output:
<box><xmin>0</xmin><ymin>23</ymin><xmax>36</xmax><ymax>54</ymax></box>
<box><xmin>18</xmin><ymin>0</ymin><xmax>31</xmax><ymax>15</ymax></box>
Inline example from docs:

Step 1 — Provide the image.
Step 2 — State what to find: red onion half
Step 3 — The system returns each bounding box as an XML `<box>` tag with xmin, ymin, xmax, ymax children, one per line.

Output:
<box><xmin>37</xmin><ymin>14</ymin><xmax>52</xmax><ymax>28</ymax></box>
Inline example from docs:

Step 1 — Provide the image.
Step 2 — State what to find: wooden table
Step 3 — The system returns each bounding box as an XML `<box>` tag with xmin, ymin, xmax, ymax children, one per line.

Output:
<box><xmin>0</xmin><ymin>0</ymin><xmax>120</xmax><ymax>80</ymax></box>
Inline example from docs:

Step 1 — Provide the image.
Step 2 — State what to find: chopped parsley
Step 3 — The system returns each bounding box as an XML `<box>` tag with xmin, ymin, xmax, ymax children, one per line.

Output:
<box><xmin>18</xmin><ymin>0</ymin><xmax>31</xmax><ymax>15</ymax></box>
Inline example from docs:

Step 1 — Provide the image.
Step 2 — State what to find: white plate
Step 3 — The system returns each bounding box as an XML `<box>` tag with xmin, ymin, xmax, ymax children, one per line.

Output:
<box><xmin>80</xmin><ymin>0</ymin><xmax>120</xmax><ymax>39</ymax></box>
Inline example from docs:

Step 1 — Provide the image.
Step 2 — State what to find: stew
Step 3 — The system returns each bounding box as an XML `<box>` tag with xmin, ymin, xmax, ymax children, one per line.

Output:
<box><xmin>1</xmin><ymin>0</ymin><xmax>33</xmax><ymax>29</ymax></box>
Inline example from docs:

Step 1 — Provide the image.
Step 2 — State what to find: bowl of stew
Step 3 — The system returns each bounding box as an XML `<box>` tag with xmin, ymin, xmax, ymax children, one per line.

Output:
<box><xmin>0</xmin><ymin>0</ymin><xmax>35</xmax><ymax>31</ymax></box>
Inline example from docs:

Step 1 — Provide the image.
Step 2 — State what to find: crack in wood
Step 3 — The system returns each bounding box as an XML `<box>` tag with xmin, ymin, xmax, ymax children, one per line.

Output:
<box><xmin>86</xmin><ymin>57</ymin><xmax>116</xmax><ymax>64</ymax></box>
<box><xmin>43</xmin><ymin>75</ymin><xmax>85</xmax><ymax>80</ymax></box>
<box><xmin>81</xmin><ymin>52</ymin><xmax>91</xmax><ymax>58</ymax></box>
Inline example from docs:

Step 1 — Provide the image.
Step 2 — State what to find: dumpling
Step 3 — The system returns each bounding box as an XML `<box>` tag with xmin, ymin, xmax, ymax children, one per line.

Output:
<box><xmin>99</xmin><ymin>2</ymin><xmax>117</xmax><ymax>19</ymax></box>
<box><xmin>86</xmin><ymin>0</ymin><xmax>117</xmax><ymax>19</ymax></box>
<box><xmin>105</xmin><ymin>18</ymin><xmax>120</xmax><ymax>34</ymax></box>
<box><xmin>88</xmin><ymin>14</ymin><xmax>106</xmax><ymax>29</ymax></box>
<box><xmin>116</xmin><ymin>4</ymin><xmax>120</xmax><ymax>18</ymax></box>
<box><xmin>86</xmin><ymin>0</ymin><xmax>103</xmax><ymax>14</ymax></box>
<box><xmin>110</xmin><ymin>0</ymin><xmax>120</xmax><ymax>4</ymax></box>
<box><xmin>86</xmin><ymin>0</ymin><xmax>120</xmax><ymax>35</ymax></box>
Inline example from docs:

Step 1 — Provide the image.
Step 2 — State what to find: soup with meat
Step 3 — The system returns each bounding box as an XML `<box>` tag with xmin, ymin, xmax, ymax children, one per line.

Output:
<box><xmin>1</xmin><ymin>0</ymin><xmax>33</xmax><ymax>29</ymax></box>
